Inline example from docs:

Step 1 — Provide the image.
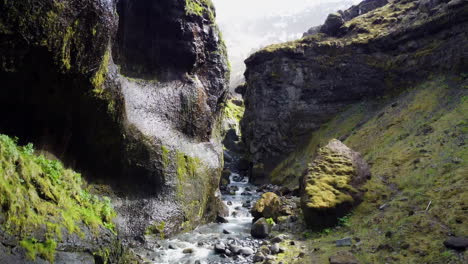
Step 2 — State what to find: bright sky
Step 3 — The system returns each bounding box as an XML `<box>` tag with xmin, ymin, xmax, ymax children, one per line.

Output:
<box><xmin>212</xmin><ymin>0</ymin><xmax>362</xmax><ymax>20</ymax></box>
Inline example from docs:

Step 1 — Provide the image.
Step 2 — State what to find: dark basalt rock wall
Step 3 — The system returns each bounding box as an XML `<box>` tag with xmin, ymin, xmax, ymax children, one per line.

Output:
<box><xmin>241</xmin><ymin>0</ymin><xmax>468</xmax><ymax>184</ymax></box>
<box><xmin>0</xmin><ymin>0</ymin><xmax>228</xmax><ymax>248</ymax></box>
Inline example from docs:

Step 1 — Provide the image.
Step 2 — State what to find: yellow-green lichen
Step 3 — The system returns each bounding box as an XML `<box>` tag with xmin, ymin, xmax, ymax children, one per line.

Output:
<box><xmin>145</xmin><ymin>221</ymin><xmax>166</xmax><ymax>239</ymax></box>
<box><xmin>303</xmin><ymin>146</ymin><xmax>357</xmax><ymax>209</ymax></box>
<box><xmin>185</xmin><ymin>0</ymin><xmax>215</xmax><ymax>22</ymax></box>
<box><xmin>91</xmin><ymin>49</ymin><xmax>111</xmax><ymax>93</ymax></box>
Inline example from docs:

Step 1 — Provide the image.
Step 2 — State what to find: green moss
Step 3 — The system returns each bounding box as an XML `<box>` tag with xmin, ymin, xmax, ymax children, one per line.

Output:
<box><xmin>161</xmin><ymin>145</ymin><xmax>170</xmax><ymax>169</ymax></box>
<box><xmin>185</xmin><ymin>0</ymin><xmax>215</xmax><ymax>22</ymax></box>
<box><xmin>0</xmin><ymin>134</ymin><xmax>116</xmax><ymax>262</ymax></box>
<box><xmin>223</xmin><ymin>99</ymin><xmax>244</xmax><ymax>123</ymax></box>
<box><xmin>20</xmin><ymin>238</ymin><xmax>57</xmax><ymax>263</ymax></box>
<box><xmin>145</xmin><ymin>221</ymin><xmax>166</xmax><ymax>239</ymax></box>
<box><xmin>91</xmin><ymin>49</ymin><xmax>111</xmax><ymax>93</ymax></box>
<box><xmin>303</xmin><ymin>145</ymin><xmax>356</xmax><ymax>209</ymax></box>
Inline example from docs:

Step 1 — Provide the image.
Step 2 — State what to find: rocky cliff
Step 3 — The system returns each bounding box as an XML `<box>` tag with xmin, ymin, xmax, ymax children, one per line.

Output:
<box><xmin>0</xmin><ymin>0</ymin><xmax>228</xmax><ymax>261</ymax></box>
<box><xmin>241</xmin><ymin>0</ymin><xmax>467</xmax><ymax>184</ymax></box>
<box><xmin>240</xmin><ymin>0</ymin><xmax>467</xmax><ymax>262</ymax></box>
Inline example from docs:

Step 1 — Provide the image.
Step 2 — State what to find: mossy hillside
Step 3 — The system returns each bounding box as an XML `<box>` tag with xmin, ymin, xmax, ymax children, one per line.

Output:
<box><xmin>303</xmin><ymin>147</ymin><xmax>357</xmax><ymax>209</ymax></box>
<box><xmin>269</xmin><ymin>76</ymin><xmax>468</xmax><ymax>263</ymax></box>
<box><xmin>255</xmin><ymin>0</ymin><xmax>465</xmax><ymax>55</ymax></box>
<box><xmin>0</xmin><ymin>134</ymin><xmax>116</xmax><ymax>262</ymax></box>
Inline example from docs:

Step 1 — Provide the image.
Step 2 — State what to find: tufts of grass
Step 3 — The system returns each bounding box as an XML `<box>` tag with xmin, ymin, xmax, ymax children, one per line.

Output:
<box><xmin>0</xmin><ymin>134</ymin><xmax>116</xmax><ymax>262</ymax></box>
<box><xmin>270</xmin><ymin>76</ymin><xmax>468</xmax><ymax>263</ymax></box>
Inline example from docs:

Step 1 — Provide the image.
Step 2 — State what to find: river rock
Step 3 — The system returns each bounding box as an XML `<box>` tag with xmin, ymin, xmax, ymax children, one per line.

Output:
<box><xmin>444</xmin><ymin>237</ymin><xmax>468</xmax><ymax>250</ymax></box>
<box><xmin>300</xmin><ymin>140</ymin><xmax>371</xmax><ymax>229</ymax></box>
<box><xmin>251</xmin><ymin>218</ymin><xmax>271</xmax><ymax>239</ymax></box>
<box><xmin>239</xmin><ymin>247</ymin><xmax>254</xmax><ymax>256</ymax></box>
<box><xmin>253</xmin><ymin>252</ymin><xmax>265</xmax><ymax>262</ymax></box>
<box><xmin>270</xmin><ymin>243</ymin><xmax>280</xmax><ymax>254</ymax></box>
<box><xmin>251</xmin><ymin>192</ymin><xmax>282</xmax><ymax>221</ymax></box>
<box><xmin>182</xmin><ymin>248</ymin><xmax>194</xmax><ymax>254</ymax></box>
<box><xmin>214</xmin><ymin>243</ymin><xmax>226</xmax><ymax>254</ymax></box>
<box><xmin>329</xmin><ymin>251</ymin><xmax>360</xmax><ymax>264</ymax></box>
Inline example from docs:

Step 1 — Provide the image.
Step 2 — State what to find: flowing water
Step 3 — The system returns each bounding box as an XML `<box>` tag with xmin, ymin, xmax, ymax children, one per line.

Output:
<box><xmin>138</xmin><ymin>172</ymin><xmax>261</xmax><ymax>264</ymax></box>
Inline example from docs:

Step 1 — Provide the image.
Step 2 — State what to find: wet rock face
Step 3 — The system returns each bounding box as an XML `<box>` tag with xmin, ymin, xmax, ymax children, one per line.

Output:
<box><xmin>241</xmin><ymin>0</ymin><xmax>468</xmax><ymax>183</ymax></box>
<box><xmin>300</xmin><ymin>139</ymin><xmax>370</xmax><ymax>229</ymax></box>
<box><xmin>0</xmin><ymin>0</ymin><xmax>228</xmax><ymax>243</ymax></box>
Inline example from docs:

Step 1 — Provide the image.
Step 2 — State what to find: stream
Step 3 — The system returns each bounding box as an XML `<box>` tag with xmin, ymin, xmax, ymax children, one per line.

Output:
<box><xmin>137</xmin><ymin>172</ymin><xmax>262</xmax><ymax>264</ymax></box>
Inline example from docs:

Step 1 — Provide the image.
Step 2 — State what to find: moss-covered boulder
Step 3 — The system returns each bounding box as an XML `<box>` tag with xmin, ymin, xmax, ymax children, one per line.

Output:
<box><xmin>301</xmin><ymin>139</ymin><xmax>370</xmax><ymax>229</ymax></box>
<box><xmin>251</xmin><ymin>192</ymin><xmax>282</xmax><ymax>221</ymax></box>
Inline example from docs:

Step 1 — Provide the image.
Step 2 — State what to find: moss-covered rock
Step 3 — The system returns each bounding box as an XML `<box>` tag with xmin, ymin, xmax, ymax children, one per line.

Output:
<box><xmin>251</xmin><ymin>192</ymin><xmax>282</xmax><ymax>222</ymax></box>
<box><xmin>300</xmin><ymin>139</ymin><xmax>370</xmax><ymax>229</ymax></box>
<box><xmin>0</xmin><ymin>134</ymin><xmax>138</xmax><ymax>263</ymax></box>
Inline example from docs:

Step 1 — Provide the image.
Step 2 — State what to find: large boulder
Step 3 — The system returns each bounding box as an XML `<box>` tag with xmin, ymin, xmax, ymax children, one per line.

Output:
<box><xmin>251</xmin><ymin>192</ymin><xmax>282</xmax><ymax>221</ymax></box>
<box><xmin>320</xmin><ymin>13</ymin><xmax>345</xmax><ymax>36</ymax></box>
<box><xmin>300</xmin><ymin>139</ymin><xmax>370</xmax><ymax>229</ymax></box>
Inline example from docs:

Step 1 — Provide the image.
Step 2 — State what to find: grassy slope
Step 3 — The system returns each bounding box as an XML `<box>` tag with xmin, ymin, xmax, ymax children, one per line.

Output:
<box><xmin>270</xmin><ymin>75</ymin><xmax>467</xmax><ymax>263</ymax></box>
<box><xmin>0</xmin><ymin>135</ymin><xmax>116</xmax><ymax>262</ymax></box>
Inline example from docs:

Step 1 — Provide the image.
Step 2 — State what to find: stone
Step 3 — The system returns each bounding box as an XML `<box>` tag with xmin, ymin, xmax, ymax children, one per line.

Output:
<box><xmin>168</xmin><ymin>244</ymin><xmax>177</xmax><ymax>250</ymax></box>
<box><xmin>329</xmin><ymin>251</ymin><xmax>360</xmax><ymax>264</ymax></box>
<box><xmin>271</xmin><ymin>235</ymin><xmax>284</xmax><ymax>243</ymax></box>
<box><xmin>320</xmin><ymin>13</ymin><xmax>345</xmax><ymax>36</ymax></box>
<box><xmin>253</xmin><ymin>252</ymin><xmax>265</xmax><ymax>262</ymax></box>
<box><xmin>239</xmin><ymin>247</ymin><xmax>254</xmax><ymax>256</ymax></box>
<box><xmin>270</xmin><ymin>243</ymin><xmax>280</xmax><ymax>254</ymax></box>
<box><xmin>223</xmin><ymin>229</ymin><xmax>231</xmax><ymax>234</ymax></box>
<box><xmin>300</xmin><ymin>140</ymin><xmax>371</xmax><ymax>229</ymax></box>
<box><xmin>229</xmin><ymin>244</ymin><xmax>241</xmax><ymax>254</ymax></box>
<box><xmin>251</xmin><ymin>218</ymin><xmax>271</xmax><ymax>239</ymax></box>
<box><xmin>336</xmin><ymin>238</ymin><xmax>353</xmax><ymax>247</ymax></box>
<box><xmin>443</xmin><ymin>237</ymin><xmax>468</xmax><ymax>250</ymax></box>
<box><xmin>216</xmin><ymin>215</ymin><xmax>229</xmax><ymax>224</ymax></box>
<box><xmin>182</xmin><ymin>248</ymin><xmax>194</xmax><ymax>254</ymax></box>
<box><xmin>251</xmin><ymin>192</ymin><xmax>282</xmax><ymax>221</ymax></box>
<box><xmin>214</xmin><ymin>243</ymin><xmax>226</xmax><ymax>254</ymax></box>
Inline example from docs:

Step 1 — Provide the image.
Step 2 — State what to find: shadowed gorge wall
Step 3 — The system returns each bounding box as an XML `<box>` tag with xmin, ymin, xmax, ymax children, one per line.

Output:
<box><xmin>115</xmin><ymin>0</ymin><xmax>196</xmax><ymax>79</ymax></box>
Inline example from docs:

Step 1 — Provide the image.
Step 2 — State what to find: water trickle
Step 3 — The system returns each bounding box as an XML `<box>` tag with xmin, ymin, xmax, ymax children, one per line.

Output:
<box><xmin>137</xmin><ymin>173</ymin><xmax>261</xmax><ymax>264</ymax></box>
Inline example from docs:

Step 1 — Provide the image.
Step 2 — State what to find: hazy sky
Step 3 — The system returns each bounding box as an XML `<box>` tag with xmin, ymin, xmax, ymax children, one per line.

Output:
<box><xmin>212</xmin><ymin>0</ymin><xmax>362</xmax><ymax>20</ymax></box>
<box><xmin>210</xmin><ymin>0</ymin><xmax>363</xmax><ymax>88</ymax></box>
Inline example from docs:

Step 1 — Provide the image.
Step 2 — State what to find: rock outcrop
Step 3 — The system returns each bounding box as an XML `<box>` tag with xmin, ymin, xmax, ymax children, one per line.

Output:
<box><xmin>300</xmin><ymin>139</ymin><xmax>370</xmax><ymax>229</ymax></box>
<box><xmin>241</xmin><ymin>0</ymin><xmax>468</xmax><ymax>184</ymax></box>
<box><xmin>304</xmin><ymin>0</ymin><xmax>389</xmax><ymax>37</ymax></box>
<box><xmin>0</xmin><ymin>0</ymin><xmax>229</xmax><ymax>260</ymax></box>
